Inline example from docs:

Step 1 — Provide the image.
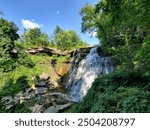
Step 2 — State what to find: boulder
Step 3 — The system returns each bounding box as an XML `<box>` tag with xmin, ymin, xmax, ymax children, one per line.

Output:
<box><xmin>14</xmin><ymin>95</ymin><xmax>20</xmax><ymax>104</ymax></box>
<box><xmin>35</xmin><ymin>87</ymin><xmax>48</xmax><ymax>94</ymax></box>
<box><xmin>15</xmin><ymin>91</ymin><xmax>23</xmax><ymax>97</ymax></box>
<box><xmin>1</xmin><ymin>96</ymin><xmax>14</xmax><ymax>109</ymax></box>
<box><xmin>40</xmin><ymin>73</ymin><xmax>50</xmax><ymax>80</ymax></box>
<box><xmin>24</xmin><ymin>92</ymin><xmax>35</xmax><ymax>100</ymax></box>
<box><xmin>26</xmin><ymin>88</ymin><xmax>33</xmax><ymax>93</ymax></box>
<box><xmin>55</xmin><ymin>63</ymin><xmax>71</xmax><ymax>76</ymax></box>
<box><xmin>1</xmin><ymin>96</ymin><xmax>13</xmax><ymax>105</ymax></box>
<box><xmin>44</xmin><ymin>106</ymin><xmax>58</xmax><ymax>113</ymax></box>
<box><xmin>36</xmin><ymin>81</ymin><xmax>47</xmax><ymax>87</ymax></box>
<box><xmin>28</xmin><ymin>104</ymin><xmax>44</xmax><ymax>113</ymax></box>
<box><xmin>55</xmin><ymin>98</ymin><xmax>69</xmax><ymax>105</ymax></box>
<box><xmin>44</xmin><ymin>103</ymin><xmax>71</xmax><ymax>113</ymax></box>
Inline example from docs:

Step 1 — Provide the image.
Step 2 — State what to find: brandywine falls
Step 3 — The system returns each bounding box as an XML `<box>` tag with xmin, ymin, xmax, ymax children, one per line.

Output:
<box><xmin>67</xmin><ymin>47</ymin><xmax>114</xmax><ymax>102</ymax></box>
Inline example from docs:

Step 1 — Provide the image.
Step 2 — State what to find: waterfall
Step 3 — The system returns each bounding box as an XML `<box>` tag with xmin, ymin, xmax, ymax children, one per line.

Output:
<box><xmin>68</xmin><ymin>47</ymin><xmax>114</xmax><ymax>102</ymax></box>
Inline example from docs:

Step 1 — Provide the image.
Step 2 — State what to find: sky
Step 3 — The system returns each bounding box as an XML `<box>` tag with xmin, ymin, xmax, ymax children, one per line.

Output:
<box><xmin>0</xmin><ymin>0</ymin><xmax>99</xmax><ymax>45</ymax></box>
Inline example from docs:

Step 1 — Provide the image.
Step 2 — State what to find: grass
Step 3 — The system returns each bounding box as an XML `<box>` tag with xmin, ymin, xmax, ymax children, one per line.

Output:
<box><xmin>0</xmin><ymin>54</ymin><xmax>51</xmax><ymax>97</ymax></box>
<box><xmin>52</xmin><ymin>54</ymin><xmax>71</xmax><ymax>67</ymax></box>
<box><xmin>0</xmin><ymin>53</ymin><xmax>71</xmax><ymax>97</ymax></box>
<box><xmin>0</xmin><ymin>52</ymin><xmax>71</xmax><ymax>112</ymax></box>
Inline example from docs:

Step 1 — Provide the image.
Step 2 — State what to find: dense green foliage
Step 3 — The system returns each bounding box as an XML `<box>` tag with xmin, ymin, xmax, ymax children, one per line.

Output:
<box><xmin>80</xmin><ymin>0</ymin><xmax>150</xmax><ymax>76</ymax></box>
<box><xmin>0</xmin><ymin>18</ymin><xmax>19</xmax><ymax>71</ymax></box>
<box><xmin>69</xmin><ymin>72</ymin><xmax>150</xmax><ymax>113</ymax></box>
<box><xmin>0</xmin><ymin>18</ymin><xmax>86</xmax><ymax>98</ymax></box>
<box><xmin>15</xmin><ymin>26</ymin><xmax>88</xmax><ymax>50</ymax></box>
<box><xmin>0</xmin><ymin>0</ymin><xmax>150</xmax><ymax>113</ymax></box>
<box><xmin>69</xmin><ymin>0</ymin><xmax>150</xmax><ymax>113</ymax></box>
<box><xmin>0</xmin><ymin>53</ymin><xmax>54</xmax><ymax>97</ymax></box>
<box><xmin>51</xmin><ymin>26</ymin><xmax>88</xmax><ymax>50</ymax></box>
<box><xmin>18</xmin><ymin>28</ymin><xmax>50</xmax><ymax>47</ymax></box>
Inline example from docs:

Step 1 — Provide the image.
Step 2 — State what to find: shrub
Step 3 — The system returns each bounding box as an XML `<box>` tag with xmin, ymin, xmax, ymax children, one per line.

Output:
<box><xmin>69</xmin><ymin>72</ymin><xmax>150</xmax><ymax>113</ymax></box>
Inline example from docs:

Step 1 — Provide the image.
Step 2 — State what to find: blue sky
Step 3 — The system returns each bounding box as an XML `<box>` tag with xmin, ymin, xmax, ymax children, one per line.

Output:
<box><xmin>0</xmin><ymin>0</ymin><xmax>99</xmax><ymax>45</ymax></box>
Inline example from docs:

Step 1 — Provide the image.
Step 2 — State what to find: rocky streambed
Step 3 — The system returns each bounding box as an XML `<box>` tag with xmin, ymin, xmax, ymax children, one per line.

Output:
<box><xmin>1</xmin><ymin>72</ymin><xmax>71</xmax><ymax>113</ymax></box>
<box><xmin>0</xmin><ymin>46</ymin><xmax>95</xmax><ymax>113</ymax></box>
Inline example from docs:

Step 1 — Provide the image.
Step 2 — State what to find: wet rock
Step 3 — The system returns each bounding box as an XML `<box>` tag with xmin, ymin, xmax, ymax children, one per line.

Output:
<box><xmin>44</xmin><ymin>103</ymin><xmax>71</xmax><ymax>113</ymax></box>
<box><xmin>16</xmin><ymin>91</ymin><xmax>23</xmax><ymax>97</ymax></box>
<box><xmin>0</xmin><ymin>70</ymin><xmax>71</xmax><ymax>112</ymax></box>
<box><xmin>14</xmin><ymin>95</ymin><xmax>20</xmax><ymax>104</ymax></box>
<box><xmin>1</xmin><ymin>96</ymin><xmax>14</xmax><ymax>109</ymax></box>
<box><xmin>48</xmin><ymin>92</ymin><xmax>69</xmax><ymax>100</ymax></box>
<box><xmin>25</xmin><ymin>92</ymin><xmax>35</xmax><ymax>100</ymax></box>
<box><xmin>36</xmin><ymin>81</ymin><xmax>47</xmax><ymax>87</ymax></box>
<box><xmin>35</xmin><ymin>87</ymin><xmax>48</xmax><ymax>94</ymax></box>
<box><xmin>28</xmin><ymin>104</ymin><xmax>44</xmax><ymax>113</ymax></box>
<box><xmin>44</xmin><ymin>98</ymin><xmax>53</xmax><ymax>107</ymax></box>
<box><xmin>44</xmin><ymin>106</ymin><xmax>58</xmax><ymax>113</ymax></box>
<box><xmin>25</xmin><ymin>88</ymin><xmax>33</xmax><ymax>94</ymax></box>
<box><xmin>49</xmin><ymin>84</ymin><xmax>56</xmax><ymax>90</ymax></box>
<box><xmin>22</xmin><ymin>88</ymin><xmax>35</xmax><ymax>100</ymax></box>
<box><xmin>1</xmin><ymin>96</ymin><xmax>13</xmax><ymax>105</ymax></box>
<box><xmin>35</xmin><ymin>95</ymin><xmax>47</xmax><ymax>105</ymax></box>
<box><xmin>55</xmin><ymin>98</ymin><xmax>69</xmax><ymax>105</ymax></box>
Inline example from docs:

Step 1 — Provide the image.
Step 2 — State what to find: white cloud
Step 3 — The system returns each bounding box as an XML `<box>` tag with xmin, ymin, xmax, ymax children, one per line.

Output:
<box><xmin>89</xmin><ymin>31</ymin><xmax>97</xmax><ymax>37</ymax></box>
<box><xmin>22</xmin><ymin>19</ymin><xmax>41</xmax><ymax>29</ymax></box>
<box><xmin>56</xmin><ymin>10</ymin><xmax>60</xmax><ymax>15</ymax></box>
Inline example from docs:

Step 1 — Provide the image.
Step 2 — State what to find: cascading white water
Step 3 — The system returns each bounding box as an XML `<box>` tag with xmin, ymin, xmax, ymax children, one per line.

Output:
<box><xmin>69</xmin><ymin>47</ymin><xmax>114</xmax><ymax>102</ymax></box>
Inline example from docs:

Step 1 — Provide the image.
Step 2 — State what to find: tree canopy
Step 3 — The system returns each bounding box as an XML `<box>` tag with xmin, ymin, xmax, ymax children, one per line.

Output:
<box><xmin>0</xmin><ymin>18</ymin><xmax>33</xmax><ymax>72</ymax></box>
<box><xmin>20</xmin><ymin>28</ymin><xmax>49</xmax><ymax>47</ymax></box>
<box><xmin>51</xmin><ymin>26</ymin><xmax>88</xmax><ymax>50</ymax></box>
<box><xmin>80</xmin><ymin>0</ymin><xmax>150</xmax><ymax>77</ymax></box>
<box><xmin>0</xmin><ymin>18</ymin><xmax>19</xmax><ymax>71</ymax></box>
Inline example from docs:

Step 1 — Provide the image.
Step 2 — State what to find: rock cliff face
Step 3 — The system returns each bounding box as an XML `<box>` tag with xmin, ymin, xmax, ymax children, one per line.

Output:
<box><xmin>1</xmin><ymin>72</ymin><xmax>71</xmax><ymax>113</ymax></box>
<box><xmin>25</xmin><ymin>46</ymin><xmax>93</xmax><ymax>56</ymax></box>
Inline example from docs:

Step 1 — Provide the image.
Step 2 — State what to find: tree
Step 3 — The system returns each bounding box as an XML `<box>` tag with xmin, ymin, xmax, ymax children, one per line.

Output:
<box><xmin>21</xmin><ymin>28</ymin><xmax>49</xmax><ymax>47</ymax></box>
<box><xmin>80</xmin><ymin>1</ymin><xmax>150</xmax><ymax>76</ymax></box>
<box><xmin>0</xmin><ymin>18</ymin><xmax>19</xmax><ymax>41</ymax></box>
<box><xmin>51</xmin><ymin>26</ymin><xmax>88</xmax><ymax>50</ymax></box>
<box><xmin>80</xmin><ymin>3</ymin><xmax>107</xmax><ymax>44</ymax></box>
<box><xmin>0</xmin><ymin>18</ymin><xmax>19</xmax><ymax>71</ymax></box>
<box><xmin>0</xmin><ymin>18</ymin><xmax>33</xmax><ymax>72</ymax></box>
<box><xmin>54</xmin><ymin>26</ymin><xmax>63</xmax><ymax>35</ymax></box>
